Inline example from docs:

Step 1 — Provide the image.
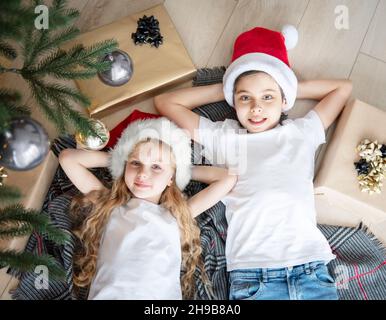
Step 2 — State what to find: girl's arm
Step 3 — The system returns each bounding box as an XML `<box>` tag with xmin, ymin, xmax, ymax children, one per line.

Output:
<box><xmin>187</xmin><ymin>166</ymin><xmax>237</xmax><ymax>218</ymax></box>
<box><xmin>296</xmin><ymin>79</ymin><xmax>353</xmax><ymax>130</ymax></box>
<box><xmin>154</xmin><ymin>83</ymin><xmax>225</xmax><ymax>142</ymax></box>
<box><xmin>58</xmin><ymin>148</ymin><xmax>110</xmax><ymax>194</ymax></box>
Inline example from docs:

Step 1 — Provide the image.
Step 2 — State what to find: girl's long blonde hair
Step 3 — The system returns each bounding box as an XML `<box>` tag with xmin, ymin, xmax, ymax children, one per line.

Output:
<box><xmin>70</xmin><ymin>140</ymin><xmax>210</xmax><ymax>299</ymax></box>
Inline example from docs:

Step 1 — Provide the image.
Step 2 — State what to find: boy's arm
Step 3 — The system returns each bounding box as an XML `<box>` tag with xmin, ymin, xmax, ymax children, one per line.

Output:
<box><xmin>187</xmin><ymin>166</ymin><xmax>237</xmax><ymax>218</ymax></box>
<box><xmin>154</xmin><ymin>83</ymin><xmax>225</xmax><ymax>143</ymax></box>
<box><xmin>58</xmin><ymin>149</ymin><xmax>109</xmax><ymax>194</ymax></box>
<box><xmin>296</xmin><ymin>79</ymin><xmax>353</xmax><ymax>130</ymax></box>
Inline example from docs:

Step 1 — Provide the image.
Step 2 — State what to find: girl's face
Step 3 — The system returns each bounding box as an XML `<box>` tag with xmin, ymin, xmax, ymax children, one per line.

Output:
<box><xmin>234</xmin><ymin>72</ymin><xmax>287</xmax><ymax>133</ymax></box>
<box><xmin>124</xmin><ymin>140</ymin><xmax>175</xmax><ymax>204</ymax></box>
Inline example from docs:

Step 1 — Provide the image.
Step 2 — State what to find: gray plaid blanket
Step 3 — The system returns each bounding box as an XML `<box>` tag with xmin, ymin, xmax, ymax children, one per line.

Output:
<box><xmin>8</xmin><ymin>67</ymin><xmax>386</xmax><ymax>300</ymax></box>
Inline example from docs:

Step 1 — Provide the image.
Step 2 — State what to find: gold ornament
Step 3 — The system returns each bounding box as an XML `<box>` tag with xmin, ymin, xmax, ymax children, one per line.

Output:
<box><xmin>354</xmin><ymin>139</ymin><xmax>386</xmax><ymax>195</ymax></box>
<box><xmin>75</xmin><ymin>119</ymin><xmax>110</xmax><ymax>150</ymax></box>
<box><xmin>0</xmin><ymin>166</ymin><xmax>7</xmax><ymax>186</ymax></box>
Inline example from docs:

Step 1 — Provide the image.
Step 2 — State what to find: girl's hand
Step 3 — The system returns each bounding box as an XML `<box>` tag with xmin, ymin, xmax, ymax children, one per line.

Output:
<box><xmin>58</xmin><ymin>148</ymin><xmax>110</xmax><ymax>194</ymax></box>
<box><xmin>187</xmin><ymin>166</ymin><xmax>237</xmax><ymax>218</ymax></box>
<box><xmin>296</xmin><ymin>79</ymin><xmax>353</xmax><ymax>129</ymax></box>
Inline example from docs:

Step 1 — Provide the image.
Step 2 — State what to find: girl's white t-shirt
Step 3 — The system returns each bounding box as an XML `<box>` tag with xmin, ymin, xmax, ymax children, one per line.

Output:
<box><xmin>198</xmin><ymin>110</ymin><xmax>336</xmax><ymax>270</ymax></box>
<box><xmin>88</xmin><ymin>198</ymin><xmax>182</xmax><ymax>300</ymax></box>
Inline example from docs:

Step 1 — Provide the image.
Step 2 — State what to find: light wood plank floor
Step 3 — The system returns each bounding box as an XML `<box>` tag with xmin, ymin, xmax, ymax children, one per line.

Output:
<box><xmin>15</xmin><ymin>0</ymin><xmax>386</xmax><ymax>132</ymax></box>
<box><xmin>66</xmin><ymin>0</ymin><xmax>386</xmax><ymax>127</ymax></box>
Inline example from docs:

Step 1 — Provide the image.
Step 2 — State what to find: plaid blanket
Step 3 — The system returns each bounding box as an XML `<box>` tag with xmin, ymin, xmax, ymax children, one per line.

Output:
<box><xmin>8</xmin><ymin>67</ymin><xmax>386</xmax><ymax>300</ymax></box>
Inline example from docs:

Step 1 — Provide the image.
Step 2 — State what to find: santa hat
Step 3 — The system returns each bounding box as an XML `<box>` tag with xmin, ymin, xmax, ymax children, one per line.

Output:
<box><xmin>223</xmin><ymin>25</ymin><xmax>298</xmax><ymax>111</ymax></box>
<box><xmin>108</xmin><ymin>117</ymin><xmax>191</xmax><ymax>191</ymax></box>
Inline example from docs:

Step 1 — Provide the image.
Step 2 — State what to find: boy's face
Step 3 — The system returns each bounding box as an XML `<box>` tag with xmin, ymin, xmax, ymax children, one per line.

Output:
<box><xmin>233</xmin><ymin>72</ymin><xmax>287</xmax><ymax>133</ymax></box>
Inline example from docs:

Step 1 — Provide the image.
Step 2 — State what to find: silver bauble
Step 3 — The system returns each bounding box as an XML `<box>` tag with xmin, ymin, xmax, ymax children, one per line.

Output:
<box><xmin>98</xmin><ymin>49</ymin><xmax>134</xmax><ymax>86</ymax></box>
<box><xmin>0</xmin><ymin>117</ymin><xmax>50</xmax><ymax>171</ymax></box>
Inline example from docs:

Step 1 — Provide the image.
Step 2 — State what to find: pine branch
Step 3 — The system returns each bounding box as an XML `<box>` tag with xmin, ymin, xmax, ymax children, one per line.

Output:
<box><xmin>30</xmin><ymin>39</ymin><xmax>117</xmax><ymax>76</ymax></box>
<box><xmin>0</xmin><ymin>102</ymin><xmax>30</xmax><ymax>131</ymax></box>
<box><xmin>1</xmin><ymin>0</ymin><xmax>118</xmax><ymax>136</ymax></box>
<box><xmin>0</xmin><ymin>250</ymin><xmax>66</xmax><ymax>280</ymax></box>
<box><xmin>26</xmin><ymin>27</ymin><xmax>81</xmax><ymax>67</ymax></box>
<box><xmin>0</xmin><ymin>1</ymin><xmax>35</xmax><ymax>41</ymax></box>
<box><xmin>29</xmin><ymin>77</ymin><xmax>90</xmax><ymax>107</ymax></box>
<box><xmin>0</xmin><ymin>204</ymin><xmax>70</xmax><ymax>245</ymax></box>
<box><xmin>20</xmin><ymin>20</ymin><xmax>35</xmax><ymax>63</ymax></box>
<box><xmin>49</xmin><ymin>93</ymin><xmax>99</xmax><ymax>137</ymax></box>
<box><xmin>0</xmin><ymin>185</ymin><xmax>22</xmax><ymax>204</ymax></box>
<box><xmin>0</xmin><ymin>225</ymin><xmax>33</xmax><ymax>239</ymax></box>
<box><xmin>0</xmin><ymin>89</ymin><xmax>30</xmax><ymax>130</ymax></box>
<box><xmin>28</xmin><ymin>78</ymin><xmax>67</xmax><ymax>133</ymax></box>
<box><xmin>0</xmin><ymin>40</ymin><xmax>17</xmax><ymax>60</ymax></box>
<box><xmin>49</xmin><ymin>3</ymin><xmax>80</xmax><ymax>30</ymax></box>
<box><xmin>0</xmin><ymin>88</ymin><xmax>22</xmax><ymax>104</ymax></box>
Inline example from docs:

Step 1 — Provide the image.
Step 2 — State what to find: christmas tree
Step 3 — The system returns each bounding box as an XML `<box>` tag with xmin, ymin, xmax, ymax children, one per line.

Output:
<box><xmin>0</xmin><ymin>0</ymin><xmax>117</xmax><ymax>279</ymax></box>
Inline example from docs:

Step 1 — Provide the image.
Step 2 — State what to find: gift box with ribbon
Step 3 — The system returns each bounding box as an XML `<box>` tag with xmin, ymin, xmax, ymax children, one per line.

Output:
<box><xmin>62</xmin><ymin>4</ymin><xmax>196</xmax><ymax>118</ymax></box>
<box><xmin>314</xmin><ymin>99</ymin><xmax>386</xmax><ymax>244</ymax></box>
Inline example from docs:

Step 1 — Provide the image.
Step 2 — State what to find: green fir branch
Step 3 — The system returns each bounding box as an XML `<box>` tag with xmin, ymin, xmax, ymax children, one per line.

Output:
<box><xmin>27</xmin><ymin>78</ymin><xmax>67</xmax><ymax>133</ymax></box>
<box><xmin>0</xmin><ymin>185</ymin><xmax>22</xmax><ymax>204</ymax></box>
<box><xmin>0</xmin><ymin>204</ymin><xmax>70</xmax><ymax>245</ymax></box>
<box><xmin>0</xmin><ymin>250</ymin><xmax>66</xmax><ymax>280</ymax></box>
<box><xmin>0</xmin><ymin>40</ymin><xmax>17</xmax><ymax>60</ymax></box>
<box><xmin>0</xmin><ymin>88</ymin><xmax>22</xmax><ymax>103</ymax></box>
<box><xmin>0</xmin><ymin>1</ymin><xmax>35</xmax><ymax>42</ymax></box>
<box><xmin>0</xmin><ymin>225</ymin><xmax>33</xmax><ymax>240</ymax></box>
<box><xmin>51</xmin><ymin>94</ymin><xmax>95</xmax><ymax>136</ymax></box>
<box><xmin>31</xmin><ymin>39</ymin><xmax>117</xmax><ymax>76</ymax></box>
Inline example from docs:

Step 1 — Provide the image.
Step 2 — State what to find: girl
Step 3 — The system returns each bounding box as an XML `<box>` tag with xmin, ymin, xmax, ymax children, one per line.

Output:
<box><xmin>154</xmin><ymin>27</ymin><xmax>353</xmax><ymax>300</ymax></box>
<box><xmin>58</xmin><ymin>117</ymin><xmax>237</xmax><ymax>300</ymax></box>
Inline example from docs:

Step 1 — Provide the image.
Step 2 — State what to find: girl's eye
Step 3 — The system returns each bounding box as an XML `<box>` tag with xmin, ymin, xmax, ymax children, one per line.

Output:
<box><xmin>152</xmin><ymin>164</ymin><xmax>162</xmax><ymax>170</ymax></box>
<box><xmin>263</xmin><ymin>94</ymin><xmax>273</xmax><ymax>100</ymax></box>
<box><xmin>130</xmin><ymin>160</ymin><xmax>141</xmax><ymax>166</ymax></box>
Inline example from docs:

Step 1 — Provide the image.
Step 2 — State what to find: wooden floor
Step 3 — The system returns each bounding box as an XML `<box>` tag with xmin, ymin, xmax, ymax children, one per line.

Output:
<box><xmin>63</xmin><ymin>0</ymin><xmax>386</xmax><ymax>128</ymax></box>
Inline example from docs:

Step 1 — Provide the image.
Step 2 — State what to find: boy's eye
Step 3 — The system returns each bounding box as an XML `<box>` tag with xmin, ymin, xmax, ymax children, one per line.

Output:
<box><xmin>240</xmin><ymin>95</ymin><xmax>250</xmax><ymax>101</ymax></box>
<box><xmin>262</xmin><ymin>94</ymin><xmax>273</xmax><ymax>100</ymax></box>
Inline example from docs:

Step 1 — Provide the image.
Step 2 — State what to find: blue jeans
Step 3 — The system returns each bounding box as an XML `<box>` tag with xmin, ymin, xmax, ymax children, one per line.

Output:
<box><xmin>229</xmin><ymin>261</ymin><xmax>338</xmax><ymax>300</ymax></box>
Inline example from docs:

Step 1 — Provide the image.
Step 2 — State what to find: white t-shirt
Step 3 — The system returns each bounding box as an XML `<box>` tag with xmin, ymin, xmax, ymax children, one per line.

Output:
<box><xmin>198</xmin><ymin>110</ymin><xmax>336</xmax><ymax>270</ymax></box>
<box><xmin>88</xmin><ymin>198</ymin><xmax>182</xmax><ymax>300</ymax></box>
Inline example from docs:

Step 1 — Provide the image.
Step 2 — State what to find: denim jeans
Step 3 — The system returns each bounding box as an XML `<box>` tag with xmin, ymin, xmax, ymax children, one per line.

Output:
<box><xmin>229</xmin><ymin>261</ymin><xmax>338</xmax><ymax>300</ymax></box>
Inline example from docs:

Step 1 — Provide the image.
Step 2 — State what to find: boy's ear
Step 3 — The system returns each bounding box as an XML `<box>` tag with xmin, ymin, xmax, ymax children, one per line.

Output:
<box><xmin>282</xmin><ymin>97</ymin><xmax>288</xmax><ymax>111</ymax></box>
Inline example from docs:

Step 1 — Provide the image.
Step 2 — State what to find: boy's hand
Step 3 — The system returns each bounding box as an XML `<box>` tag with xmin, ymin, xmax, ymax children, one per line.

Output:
<box><xmin>188</xmin><ymin>166</ymin><xmax>237</xmax><ymax>218</ymax></box>
<box><xmin>297</xmin><ymin>79</ymin><xmax>353</xmax><ymax>129</ymax></box>
<box><xmin>154</xmin><ymin>83</ymin><xmax>225</xmax><ymax>143</ymax></box>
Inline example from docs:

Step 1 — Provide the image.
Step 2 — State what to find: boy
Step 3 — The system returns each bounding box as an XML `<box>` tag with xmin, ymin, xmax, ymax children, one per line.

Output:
<box><xmin>154</xmin><ymin>26</ymin><xmax>352</xmax><ymax>300</ymax></box>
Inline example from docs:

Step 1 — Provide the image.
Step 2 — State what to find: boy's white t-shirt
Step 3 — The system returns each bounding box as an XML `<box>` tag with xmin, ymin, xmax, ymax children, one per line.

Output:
<box><xmin>88</xmin><ymin>198</ymin><xmax>182</xmax><ymax>300</ymax></box>
<box><xmin>198</xmin><ymin>110</ymin><xmax>336</xmax><ymax>270</ymax></box>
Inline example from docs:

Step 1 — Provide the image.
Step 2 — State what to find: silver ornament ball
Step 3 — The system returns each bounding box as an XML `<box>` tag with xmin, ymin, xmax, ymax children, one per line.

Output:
<box><xmin>98</xmin><ymin>49</ymin><xmax>134</xmax><ymax>86</ymax></box>
<box><xmin>0</xmin><ymin>117</ymin><xmax>50</xmax><ymax>171</ymax></box>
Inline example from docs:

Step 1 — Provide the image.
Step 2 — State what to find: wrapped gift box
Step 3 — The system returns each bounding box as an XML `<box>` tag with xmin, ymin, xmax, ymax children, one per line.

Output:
<box><xmin>314</xmin><ymin>99</ymin><xmax>386</xmax><ymax>244</ymax></box>
<box><xmin>0</xmin><ymin>151</ymin><xmax>58</xmax><ymax>299</ymax></box>
<box><xmin>63</xmin><ymin>4</ymin><xmax>196</xmax><ymax>118</ymax></box>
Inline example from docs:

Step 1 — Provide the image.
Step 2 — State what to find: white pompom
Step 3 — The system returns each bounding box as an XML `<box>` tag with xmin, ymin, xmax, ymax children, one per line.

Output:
<box><xmin>281</xmin><ymin>24</ymin><xmax>298</xmax><ymax>50</ymax></box>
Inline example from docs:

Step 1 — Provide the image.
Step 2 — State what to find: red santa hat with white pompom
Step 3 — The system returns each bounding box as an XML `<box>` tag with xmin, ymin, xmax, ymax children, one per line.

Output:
<box><xmin>223</xmin><ymin>25</ymin><xmax>299</xmax><ymax>111</ymax></box>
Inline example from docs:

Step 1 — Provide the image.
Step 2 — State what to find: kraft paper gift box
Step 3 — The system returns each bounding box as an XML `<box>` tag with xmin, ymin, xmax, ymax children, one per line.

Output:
<box><xmin>62</xmin><ymin>4</ymin><xmax>196</xmax><ymax>118</ymax></box>
<box><xmin>0</xmin><ymin>151</ymin><xmax>58</xmax><ymax>299</ymax></box>
<box><xmin>314</xmin><ymin>99</ymin><xmax>386</xmax><ymax>245</ymax></box>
